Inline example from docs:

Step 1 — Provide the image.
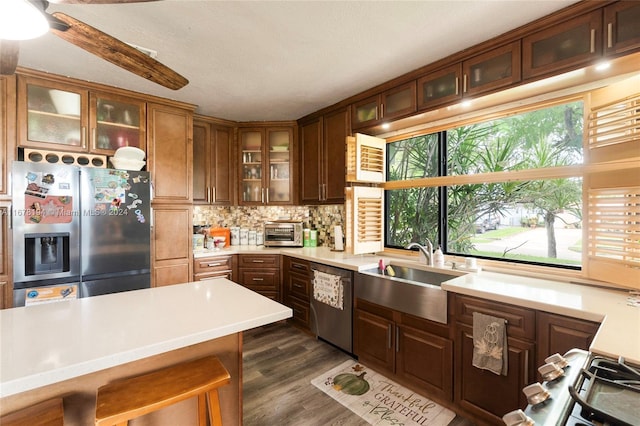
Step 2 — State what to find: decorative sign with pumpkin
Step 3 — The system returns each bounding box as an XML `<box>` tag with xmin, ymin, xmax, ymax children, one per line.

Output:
<box><xmin>332</xmin><ymin>370</ymin><xmax>370</xmax><ymax>396</ymax></box>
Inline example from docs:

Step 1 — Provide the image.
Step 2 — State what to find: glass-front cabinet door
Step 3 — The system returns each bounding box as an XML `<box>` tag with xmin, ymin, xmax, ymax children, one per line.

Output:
<box><xmin>240</xmin><ymin>129</ymin><xmax>264</xmax><ymax>204</ymax></box>
<box><xmin>463</xmin><ymin>41</ymin><xmax>521</xmax><ymax>96</ymax></box>
<box><xmin>91</xmin><ymin>92</ymin><xmax>146</xmax><ymax>153</ymax></box>
<box><xmin>522</xmin><ymin>10</ymin><xmax>601</xmax><ymax>80</ymax></box>
<box><xmin>417</xmin><ymin>64</ymin><xmax>462</xmax><ymax>110</ymax></box>
<box><xmin>267</xmin><ymin>128</ymin><xmax>292</xmax><ymax>204</ymax></box>
<box><xmin>18</xmin><ymin>76</ymin><xmax>88</xmax><ymax>151</ymax></box>
<box><xmin>604</xmin><ymin>1</ymin><xmax>640</xmax><ymax>56</ymax></box>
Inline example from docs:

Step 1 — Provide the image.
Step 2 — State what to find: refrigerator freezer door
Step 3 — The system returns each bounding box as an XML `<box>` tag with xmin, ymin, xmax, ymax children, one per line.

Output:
<box><xmin>12</xmin><ymin>161</ymin><xmax>81</xmax><ymax>284</ymax></box>
<box><xmin>80</xmin><ymin>272</ymin><xmax>151</xmax><ymax>298</ymax></box>
<box><xmin>80</xmin><ymin>169</ymin><xmax>151</xmax><ymax>283</ymax></box>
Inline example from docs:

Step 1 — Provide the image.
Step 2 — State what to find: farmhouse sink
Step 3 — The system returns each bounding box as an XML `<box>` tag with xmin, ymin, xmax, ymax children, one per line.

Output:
<box><xmin>355</xmin><ymin>263</ymin><xmax>463</xmax><ymax>324</ymax></box>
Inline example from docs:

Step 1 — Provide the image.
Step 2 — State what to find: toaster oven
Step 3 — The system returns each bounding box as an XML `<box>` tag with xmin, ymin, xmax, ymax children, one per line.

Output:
<box><xmin>263</xmin><ymin>221</ymin><xmax>303</xmax><ymax>247</ymax></box>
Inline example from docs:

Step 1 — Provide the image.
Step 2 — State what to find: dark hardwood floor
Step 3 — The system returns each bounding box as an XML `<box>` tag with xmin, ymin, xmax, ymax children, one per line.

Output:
<box><xmin>242</xmin><ymin>321</ymin><xmax>475</xmax><ymax>426</ymax></box>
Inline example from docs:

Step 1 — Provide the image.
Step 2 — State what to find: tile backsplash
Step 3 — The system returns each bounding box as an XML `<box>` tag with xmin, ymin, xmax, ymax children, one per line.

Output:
<box><xmin>193</xmin><ymin>204</ymin><xmax>344</xmax><ymax>247</ymax></box>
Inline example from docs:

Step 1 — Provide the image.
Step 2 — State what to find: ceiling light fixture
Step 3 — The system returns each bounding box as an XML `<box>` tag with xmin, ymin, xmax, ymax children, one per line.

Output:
<box><xmin>0</xmin><ymin>0</ymin><xmax>49</xmax><ymax>40</ymax></box>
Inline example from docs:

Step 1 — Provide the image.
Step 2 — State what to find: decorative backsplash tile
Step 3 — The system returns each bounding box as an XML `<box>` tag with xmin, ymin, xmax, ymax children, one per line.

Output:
<box><xmin>193</xmin><ymin>204</ymin><xmax>344</xmax><ymax>247</ymax></box>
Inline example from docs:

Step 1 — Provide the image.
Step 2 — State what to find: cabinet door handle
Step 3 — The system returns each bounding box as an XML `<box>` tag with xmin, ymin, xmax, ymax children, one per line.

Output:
<box><xmin>380</xmin><ymin>103</ymin><xmax>384</xmax><ymax>119</ymax></box>
<box><xmin>318</xmin><ymin>184</ymin><xmax>323</xmax><ymax>201</ymax></box>
<box><xmin>607</xmin><ymin>23</ymin><xmax>613</xmax><ymax>49</ymax></box>
<box><xmin>387</xmin><ymin>324</ymin><xmax>392</xmax><ymax>349</ymax></box>
<box><xmin>252</xmin><ymin>277</ymin><xmax>264</xmax><ymax>281</ymax></box>
<box><xmin>82</xmin><ymin>126</ymin><xmax>87</xmax><ymax>149</ymax></box>
<box><xmin>92</xmin><ymin>128</ymin><xmax>96</xmax><ymax>149</ymax></box>
<box><xmin>266</xmin><ymin>187</ymin><xmax>269</xmax><ymax>204</ymax></box>
<box><xmin>395</xmin><ymin>326</ymin><xmax>400</xmax><ymax>352</ymax></box>
<box><xmin>463</xmin><ymin>74</ymin><xmax>468</xmax><ymax>93</ymax></box>
<box><xmin>590</xmin><ymin>29</ymin><xmax>596</xmax><ymax>53</ymax></box>
<box><xmin>523</xmin><ymin>349</ymin><xmax>529</xmax><ymax>385</ymax></box>
<box><xmin>261</xmin><ymin>188</ymin><xmax>265</xmax><ymax>204</ymax></box>
<box><xmin>211</xmin><ymin>187</ymin><xmax>215</xmax><ymax>203</ymax></box>
<box><xmin>455</xmin><ymin>77</ymin><xmax>459</xmax><ymax>95</ymax></box>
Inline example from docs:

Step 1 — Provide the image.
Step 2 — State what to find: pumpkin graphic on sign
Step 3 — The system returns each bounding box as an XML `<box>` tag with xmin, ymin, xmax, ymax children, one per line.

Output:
<box><xmin>332</xmin><ymin>371</ymin><xmax>370</xmax><ymax>395</ymax></box>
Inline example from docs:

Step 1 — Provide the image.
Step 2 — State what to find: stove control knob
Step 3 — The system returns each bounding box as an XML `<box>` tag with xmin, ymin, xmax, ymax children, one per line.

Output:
<box><xmin>502</xmin><ymin>409</ymin><xmax>534</xmax><ymax>426</ymax></box>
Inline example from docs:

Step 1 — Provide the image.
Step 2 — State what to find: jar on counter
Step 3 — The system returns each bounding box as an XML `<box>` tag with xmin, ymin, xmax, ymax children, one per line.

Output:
<box><xmin>230</xmin><ymin>227</ymin><xmax>240</xmax><ymax>246</ymax></box>
<box><xmin>248</xmin><ymin>230</ymin><xmax>257</xmax><ymax>245</ymax></box>
<box><xmin>240</xmin><ymin>228</ymin><xmax>249</xmax><ymax>245</ymax></box>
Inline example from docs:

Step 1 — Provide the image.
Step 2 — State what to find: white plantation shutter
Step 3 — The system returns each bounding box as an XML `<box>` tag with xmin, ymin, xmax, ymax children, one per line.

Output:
<box><xmin>585</xmin><ymin>75</ymin><xmax>640</xmax><ymax>289</ymax></box>
<box><xmin>346</xmin><ymin>133</ymin><xmax>386</xmax><ymax>183</ymax></box>
<box><xmin>345</xmin><ymin>186</ymin><xmax>384</xmax><ymax>254</ymax></box>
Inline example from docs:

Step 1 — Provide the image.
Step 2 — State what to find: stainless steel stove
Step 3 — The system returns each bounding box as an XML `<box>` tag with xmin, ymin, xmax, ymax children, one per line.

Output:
<box><xmin>523</xmin><ymin>349</ymin><xmax>640</xmax><ymax>426</ymax></box>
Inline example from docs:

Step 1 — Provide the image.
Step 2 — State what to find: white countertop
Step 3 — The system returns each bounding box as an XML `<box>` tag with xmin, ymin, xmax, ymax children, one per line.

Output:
<box><xmin>441</xmin><ymin>271</ymin><xmax>640</xmax><ymax>365</ymax></box>
<box><xmin>194</xmin><ymin>246</ymin><xmax>640</xmax><ymax>363</ymax></box>
<box><xmin>0</xmin><ymin>279</ymin><xmax>292</xmax><ymax>398</ymax></box>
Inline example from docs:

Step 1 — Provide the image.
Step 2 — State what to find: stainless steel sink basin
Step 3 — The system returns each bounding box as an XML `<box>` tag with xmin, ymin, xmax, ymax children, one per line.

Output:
<box><xmin>355</xmin><ymin>264</ymin><xmax>462</xmax><ymax>324</ymax></box>
<box><xmin>361</xmin><ymin>265</ymin><xmax>457</xmax><ymax>287</ymax></box>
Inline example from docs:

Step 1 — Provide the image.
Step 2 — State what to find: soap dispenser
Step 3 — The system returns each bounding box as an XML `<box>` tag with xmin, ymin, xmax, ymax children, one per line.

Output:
<box><xmin>434</xmin><ymin>246</ymin><xmax>444</xmax><ymax>268</ymax></box>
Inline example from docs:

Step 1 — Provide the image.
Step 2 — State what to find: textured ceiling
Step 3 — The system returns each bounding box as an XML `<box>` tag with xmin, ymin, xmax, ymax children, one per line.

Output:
<box><xmin>16</xmin><ymin>0</ymin><xmax>578</xmax><ymax>122</ymax></box>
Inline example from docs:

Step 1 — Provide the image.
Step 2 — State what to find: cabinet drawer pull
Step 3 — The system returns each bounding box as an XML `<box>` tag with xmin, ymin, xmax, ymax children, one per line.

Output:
<box><xmin>292</xmin><ymin>263</ymin><xmax>306</xmax><ymax>270</ymax></box>
<box><xmin>607</xmin><ymin>23</ymin><xmax>613</xmax><ymax>49</ymax></box>
<box><xmin>590</xmin><ymin>28</ymin><xmax>596</xmax><ymax>53</ymax></box>
<box><xmin>206</xmin><ymin>262</ymin><xmax>224</xmax><ymax>267</ymax></box>
<box><xmin>252</xmin><ymin>277</ymin><xmax>264</xmax><ymax>281</ymax></box>
<box><xmin>293</xmin><ymin>283</ymin><xmax>303</xmax><ymax>289</ymax></box>
<box><xmin>252</xmin><ymin>259</ymin><xmax>265</xmax><ymax>263</ymax></box>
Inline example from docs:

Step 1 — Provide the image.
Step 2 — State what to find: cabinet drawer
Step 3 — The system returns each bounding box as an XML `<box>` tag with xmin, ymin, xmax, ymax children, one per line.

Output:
<box><xmin>238</xmin><ymin>269</ymin><xmax>279</xmax><ymax>292</ymax></box>
<box><xmin>284</xmin><ymin>256</ymin><xmax>310</xmax><ymax>275</ymax></box>
<box><xmin>194</xmin><ymin>255</ymin><xmax>234</xmax><ymax>274</ymax></box>
<box><xmin>239</xmin><ymin>254</ymin><xmax>279</xmax><ymax>268</ymax></box>
<box><xmin>288</xmin><ymin>272</ymin><xmax>310</xmax><ymax>301</ymax></box>
<box><xmin>454</xmin><ymin>294</ymin><xmax>535</xmax><ymax>341</ymax></box>
<box><xmin>193</xmin><ymin>271</ymin><xmax>233</xmax><ymax>282</ymax></box>
<box><xmin>290</xmin><ymin>296</ymin><xmax>310</xmax><ymax>328</ymax></box>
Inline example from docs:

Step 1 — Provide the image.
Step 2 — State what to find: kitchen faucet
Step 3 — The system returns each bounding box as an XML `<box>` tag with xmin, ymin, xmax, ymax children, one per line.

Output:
<box><xmin>406</xmin><ymin>240</ymin><xmax>434</xmax><ymax>267</ymax></box>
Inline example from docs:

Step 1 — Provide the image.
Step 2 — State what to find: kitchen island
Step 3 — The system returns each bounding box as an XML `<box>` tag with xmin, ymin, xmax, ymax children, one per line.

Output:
<box><xmin>0</xmin><ymin>279</ymin><xmax>292</xmax><ymax>424</ymax></box>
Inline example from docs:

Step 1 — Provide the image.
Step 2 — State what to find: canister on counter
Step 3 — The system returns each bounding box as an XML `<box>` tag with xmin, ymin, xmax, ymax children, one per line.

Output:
<box><xmin>193</xmin><ymin>234</ymin><xmax>205</xmax><ymax>250</ymax></box>
<box><xmin>256</xmin><ymin>231</ymin><xmax>264</xmax><ymax>246</ymax></box>
<box><xmin>240</xmin><ymin>228</ymin><xmax>249</xmax><ymax>245</ymax></box>
<box><xmin>230</xmin><ymin>227</ymin><xmax>240</xmax><ymax>246</ymax></box>
<box><xmin>303</xmin><ymin>228</ymin><xmax>310</xmax><ymax>247</ymax></box>
<box><xmin>310</xmin><ymin>229</ymin><xmax>318</xmax><ymax>247</ymax></box>
<box><xmin>248</xmin><ymin>230</ymin><xmax>257</xmax><ymax>245</ymax></box>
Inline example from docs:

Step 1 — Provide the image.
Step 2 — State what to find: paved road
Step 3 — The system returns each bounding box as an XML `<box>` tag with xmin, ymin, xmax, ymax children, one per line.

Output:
<box><xmin>473</xmin><ymin>226</ymin><xmax>582</xmax><ymax>262</ymax></box>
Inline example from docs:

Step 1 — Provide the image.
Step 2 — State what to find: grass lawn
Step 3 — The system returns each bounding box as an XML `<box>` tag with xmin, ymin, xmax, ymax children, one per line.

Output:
<box><xmin>471</xmin><ymin>226</ymin><xmax>530</xmax><ymax>243</ymax></box>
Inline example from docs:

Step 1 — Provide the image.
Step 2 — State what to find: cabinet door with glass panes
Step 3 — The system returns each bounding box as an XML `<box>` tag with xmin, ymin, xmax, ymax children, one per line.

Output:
<box><xmin>18</xmin><ymin>75</ymin><xmax>88</xmax><ymax>152</ymax></box>
<box><xmin>239</xmin><ymin>127</ymin><xmax>292</xmax><ymax>205</ymax></box>
<box><xmin>90</xmin><ymin>92</ymin><xmax>146</xmax><ymax>154</ymax></box>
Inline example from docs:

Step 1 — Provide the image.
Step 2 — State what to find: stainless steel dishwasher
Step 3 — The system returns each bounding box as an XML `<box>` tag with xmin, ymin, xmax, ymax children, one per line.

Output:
<box><xmin>309</xmin><ymin>262</ymin><xmax>353</xmax><ymax>354</ymax></box>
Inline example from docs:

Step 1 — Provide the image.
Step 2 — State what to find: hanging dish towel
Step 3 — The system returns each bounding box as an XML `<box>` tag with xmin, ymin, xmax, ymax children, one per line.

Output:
<box><xmin>472</xmin><ymin>312</ymin><xmax>508</xmax><ymax>375</ymax></box>
<box><xmin>313</xmin><ymin>270</ymin><xmax>343</xmax><ymax>310</ymax></box>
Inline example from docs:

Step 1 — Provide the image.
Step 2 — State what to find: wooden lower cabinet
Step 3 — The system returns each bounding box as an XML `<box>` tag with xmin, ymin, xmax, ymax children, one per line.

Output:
<box><xmin>237</xmin><ymin>254</ymin><xmax>280</xmax><ymax>300</ymax></box>
<box><xmin>282</xmin><ymin>256</ymin><xmax>311</xmax><ymax>329</ymax></box>
<box><xmin>151</xmin><ymin>205</ymin><xmax>192</xmax><ymax>287</ymax></box>
<box><xmin>354</xmin><ymin>299</ymin><xmax>453</xmax><ymax>402</ymax></box>
<box><xmin>193</xmin><ymin>255</ymin><xmax>236</xmax><ymax>282</ymax></box>
<box><xmin>536</xmin><ymin>311</ymin><xmax>599</xmax><ymax>366</ymax></box>
<box><xmin>455</xmin><ymin>324</ymin><xmax>534</xmax><ymax>423</ymax></box>
<box><xmin>453</xmin><ymin>294</ymin><xmax>536</xmax><ymax>424</ymax></box>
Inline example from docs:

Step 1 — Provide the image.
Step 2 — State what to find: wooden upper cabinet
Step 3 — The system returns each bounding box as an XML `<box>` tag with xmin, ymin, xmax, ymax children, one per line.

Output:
<box><xmin>17</xmin><ymin>75</ymin><xmax>146</xmax><ymax>156</ymax></box>
<box><xmin>147</xmin><ymin>102</ymin><xmax>193</xmax><ymax>203</ymax></box>
<box><xmin>193</xmin><ymin>118</ymin><xmax>234</xmax><ymax>205</ymax></box>
<box><xmin>523</xmin><ymin>10</ymin><xmax>602</xmax><ymax>80</ymax></box>
<box><xmin>352</xmin><ymin>81</ymin><xmax>416</xmax><ymax>130</ymax></box>
<box><xmin>239</xmin><ymin>126</ymin><xmax>293</xmax><ymax>205</ymax></box>
<box><xmin>604</xmin><ymin>1</ymin><xmax>640</xmax><ymax>56</ymax></box>
<box><xmin>90</xmin><ymin>91</ymin><xmax>146</xmax><ymax>154</ymax></box>
<box><xmin>322</xmin><ymin>107</ymin><xmax>349</xmax><ymax>203</ymax></box>
<box><xmin>18</xmin><ymin>75</ymin><xmax>88</xmax><ymax>152</ymax></box>
<box><xmin>463</xmin><ymin>41</ymin><xmax>521</xmax><ymax>96</ymax></box>
<box><xmin>417</xmin><ymin>63</ymin><xmax>462</xmax><ymax>110</ymax></box>
<box><xmin>300</xmin><ymin>119</ymin><xmax>322</xmax><ymax>204</ymax></box>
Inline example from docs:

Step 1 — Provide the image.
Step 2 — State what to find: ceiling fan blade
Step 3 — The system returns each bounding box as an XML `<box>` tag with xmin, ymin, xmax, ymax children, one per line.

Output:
<box><xmin>48</xmin><ymin>1</ymin><xmax>158</xmax><ymax>4</ymax></box>
<box><xmin>0</xmin><ymin>40</ymin><xmax>20</xmax><ymax>75</ymax></box>
<box><xmin>50</xmin><ymin>12</ymin><xmax>188</xmax><ymax>90</ymax></box>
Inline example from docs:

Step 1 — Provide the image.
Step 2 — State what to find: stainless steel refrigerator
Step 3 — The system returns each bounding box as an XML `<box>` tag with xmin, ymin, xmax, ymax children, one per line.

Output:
<box><xmin>12</xmin><ymin>161</ymin><xmax>151</xmax><ymax>306</ymax></box>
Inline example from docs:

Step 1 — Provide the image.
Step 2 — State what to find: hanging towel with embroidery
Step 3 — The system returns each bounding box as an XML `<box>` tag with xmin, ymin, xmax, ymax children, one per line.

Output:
<box><xmin>313</xmin><ymin>270</ymin><xmax>343</xmax><ymax>310</ymax></box>
<box><xmin>472</xmin><ymin>312</ymin><xmax>508</xmax><ymax>375</ymax></box>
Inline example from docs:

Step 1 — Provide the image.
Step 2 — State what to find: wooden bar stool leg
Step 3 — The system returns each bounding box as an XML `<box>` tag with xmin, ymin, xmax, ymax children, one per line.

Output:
<box><xmin>197</xmin><ymin>393</ymin><xmax>207</xmax><ymax>426</ymax></box>
<box><xmin>206</xmin><ymin>389</ymin><xmax>223</xmax><ymax>426</ymax></box>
